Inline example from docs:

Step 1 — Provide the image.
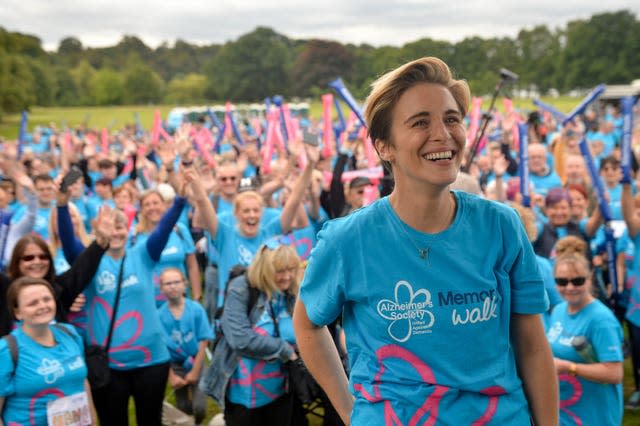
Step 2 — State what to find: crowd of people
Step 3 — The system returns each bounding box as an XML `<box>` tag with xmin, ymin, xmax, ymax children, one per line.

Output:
<box><xmin>0</xmin><ymin>55</ymin><xmax>638</xmax><ymax>425</ymax></box>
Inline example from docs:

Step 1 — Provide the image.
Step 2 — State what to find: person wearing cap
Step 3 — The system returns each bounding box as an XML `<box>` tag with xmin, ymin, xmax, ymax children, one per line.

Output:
<box><xmin>294</xmin><ymin>57</ymin><xmax>558</xmax><ymax>425</ymax></box>
<box><xmin>321</xmin><ymin>153</ymin><xmax>374</xmax><ymax>219</ymax></box>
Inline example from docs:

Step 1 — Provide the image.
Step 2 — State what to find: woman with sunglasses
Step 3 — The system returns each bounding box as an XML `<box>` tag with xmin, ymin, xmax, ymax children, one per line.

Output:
<box><xmin>546</xmin><ymin>252</ymin><xmax>623</xmax><ymax>425</ymax></box>
<box><xmin>201</xmin><ymin>241</ymin><xmax>303</xmax><ymax>426</ymax></box>
<box><xmin>0</xmin><ymin>208</ymin><xmax>113</xmax><ymax>337</ymax></box>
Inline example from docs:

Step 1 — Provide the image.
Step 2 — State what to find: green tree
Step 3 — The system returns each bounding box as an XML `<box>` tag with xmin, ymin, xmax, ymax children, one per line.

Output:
<box><xmin>27</xmin><ymin>58</ymin><xmax>56</xmax><ymax>106</ymax></box>
<box><xmin>0</xmin><ymin>53</ymin><xmax>36</xmax><ymax>115</ymax></box>
<box><xmin>90</xmin><ymin>68</ymin><xmax>125</xmax><ymax>105</ymax></box>
<box><xmin>165</xmin><ymin>73</ymin><xmax>208</xmax><ymax>104</ymax></box>
<box><xmin>289</xmin><ymin>40</ymin><xmax>355</xmax><ymax>96</ymax></box>
<box><xmin>70</xmin><ymin>60</ymin><xmax>97</xmax><ymax>105</ymax></box>
<box><xmin>204</xmin><ymin>27</ymin><xmax>294</xmax><ymax>101</ymax></box>
<box><xmin>56</xmin><ymin>36</ymin><xmax>84</xmax><ymax>67</ymax></box>
<box><xmin>516</xmin><ymin>26</ymin><xmax>561</xmax><ymax>94</ymax></box>
<box><xmin>123</xmin><ymin>63</ymin><xmax>165</xmax><ymax>104</ymax></box>
<box><xmin>53</xmin><ymin>67</ymin><xmax>79</xmax><ymax>106</ymax></box>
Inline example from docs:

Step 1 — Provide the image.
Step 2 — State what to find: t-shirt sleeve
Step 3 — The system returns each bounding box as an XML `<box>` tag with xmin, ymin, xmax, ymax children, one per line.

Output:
<box><xmin>299</xmin><ymin>223</ymin><xmax>346</xmax><ymax>326</ymax></box>
<box><xmin>592</xmin><ymin>316</ymin><xmax>624</xmax><ymax>363</ymax></box>
<box><xmin>0</xmin><ymin>337</ymin><xmax>15</xmax><ymax>396</ymax></box>
<box><xmin>194</xmin><ymin>303</ymin><xmax>214</xmax><ymax>341</ymax></box>
<box><xmin>506</xmin><ymin>208</ymin><xmax>548</xmax><ymax>314</ymax></box>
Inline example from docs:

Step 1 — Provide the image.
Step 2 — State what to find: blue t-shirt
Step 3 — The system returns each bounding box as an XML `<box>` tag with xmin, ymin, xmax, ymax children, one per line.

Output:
<box><xmin>300</xmin><ymin>192</ymin><xmax>547</xmax><ymax>425</ymax></box>
<box><xmin>158</xmin><ymin>299</ymin><xmax>213</xmax><ymax>371</ymax></box>
<box><xmin>81</xmin><ymin>245</ymin><xmax>170</xmax><ymax>370</ymax></box>
<box><xmin>227</xmin><ymin>292</ymin><xmax>295</xmax><ymax>408</ymax></box>
<box><xmin>53</xmin><ymin>246</ymin><xmax>71</xmax><ymax>275</ymax></box>
<box><xmin>0</xmin><ymin>324</ymin><xmax>88</xmax><ymax>425</ymax></box>
<box><xmin>11</xmin><ymin>204</ymin><xmax>52</xmax><ymax>242</ymax></box>
<box><xmin>626</xmin><ymin>232</ymin><xmax>640</xmax><ymax>326</ymax></box>
<box><xmin>209</xmin><ymin>217</ymin><xmax>282</xmax><ymax>307</ymax></box>
<box><xmin>536</xmin><ymin>255</ymin><xmax>562</xmax><ymax>329</ymax></box>
<box><xmin>546</xmin><ymin>300</ymin><xmax>623</xmax><ymax>426</ymax></box>
<box><xmin>529</xmin><ymin>170</ymin><xmax>562</xmax><ymax>197</ymax></box>
<box><xmin>135</xmin><ymin>223</ymin><xmax>196</xmax><ymax>306</ymax></box>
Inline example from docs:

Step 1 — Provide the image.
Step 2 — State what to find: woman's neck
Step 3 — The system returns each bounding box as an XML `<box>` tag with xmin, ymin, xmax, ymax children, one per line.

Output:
<box><xmin>389</xmin><ymin>186</ymin><xmax>455</xmax><ymax>233</ymax></box>
<box><xmin>108</xmin><ymin>247</ymin><xmax>125</xmax><ymax>259</ymax></box>
<box><xmin>567</xmin><ymin>296</ymin><xmax>595</xmax><ymax>314</ymax></box>
<box><xmin>22</xmin><ymin>324</ymin><xmax>55</xmax><ymax>346</ymax></box>
<box><xmin>168</xmin><ymin>297</ymin><xmax>185</xmax><ymax>318</ymax></box>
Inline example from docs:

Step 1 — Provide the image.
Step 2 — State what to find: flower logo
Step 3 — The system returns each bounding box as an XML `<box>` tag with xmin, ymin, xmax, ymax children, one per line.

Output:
<box><xmin>37</xmin><ymin>358</ymin><xmax>65</xmax><ymax>384</ymax></box>
<box><xmin>377</xmin><ymin>280</ymin><xmax>434</xmax><ymax>343</ymax></box>
<box><xmin>97</xmin><ymin>270</ymin><xmax>116</xmax><ymax>294</ymax></box>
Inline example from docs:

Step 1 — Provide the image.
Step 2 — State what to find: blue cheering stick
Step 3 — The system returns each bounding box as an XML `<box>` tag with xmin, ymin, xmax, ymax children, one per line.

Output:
<box><xmin>562</xmin><ymin>84</ymin><xmax>606</xmax><ymax>126</ymax></box>
<box><xmin>333</xmin><ymin>97</ymin><xmax>346</xmax><ymax>150</ymax></box>
<box><xmin>18</xmin><ymin>110</ymin><xmax>28</xmax><ymax>158</ymax></box>
<box><xmin>517</xmin><ymin>123</ymin><xmax>530</xmax><ymax>207</ymax></box>
<box><xmin>620</xmin><ymin>96</ymin><xmax>638</xmax><ymax>184</ymax></box>
<box><xmin>532</xmin><ymin>99</ymin><xmax>566</xmax><ymax>123</ymax></box>
<box><xmin>207</xmin><ymin>108</ymin><xmax>223</xmax><ymax>131</ymax></box>
<box><xmin>226</xmin><ymin>108</ymin><xmax>245</xmax><ymax>147</ymax></box>
<box><xmin>328</xmin><ymin>78</ymin><xmax>367</xmax><ymax>129</ymax></box>
<box><xmin>579</xmin><ymin>139</ymin><xmax>619</xmax><ymax>296</ymax></box>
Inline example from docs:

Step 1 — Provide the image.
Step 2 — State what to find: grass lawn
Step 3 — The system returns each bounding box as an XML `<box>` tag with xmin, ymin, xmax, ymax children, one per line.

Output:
<box><xmin>0</xmin><ymin>96</ymin><xmax>583</xmax><ymax>141</ymax></box>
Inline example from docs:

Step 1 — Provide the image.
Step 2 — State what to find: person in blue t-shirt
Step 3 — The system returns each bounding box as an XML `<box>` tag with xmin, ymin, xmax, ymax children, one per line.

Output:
<box><xmin>195</xmin><ymin>145</ymin><xmax>319</xmax><ymax>315</ymax></box>
<box><xmin>293</xmin><ymin>57</ymin><xmax>558</xmax><ymax>426</ymax></box>
<box><xmin>0</xmin><ymin>277</ymin><xmax>95</xmax><ymax>425</ymax></box>
<box><xmin>547</xmin><ymin>252</ymin><xmax>623</xmax><ymax>425</ymax></box>
<box><xmin>158</xmin><ymin>267</ymin><xmax>213</xmax><ymax>426</ymax></box>
<box><xmin>83</xmin><ymin>169</ymin><xmax>208</xmax><ymax>426</ymax></box>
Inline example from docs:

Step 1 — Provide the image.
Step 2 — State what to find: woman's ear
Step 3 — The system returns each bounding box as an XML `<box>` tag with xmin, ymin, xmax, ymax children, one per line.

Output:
<box><xmin>375</xmin><ymin>139</ymin><xmax>394</xmax><ymax>163</ymax></box>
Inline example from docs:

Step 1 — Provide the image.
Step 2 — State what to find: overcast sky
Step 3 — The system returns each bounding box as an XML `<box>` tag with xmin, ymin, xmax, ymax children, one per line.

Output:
<box><xmin>1</xmin><ymin>0</ymin><xmax>638</xmax><ymax>51</ymax></box>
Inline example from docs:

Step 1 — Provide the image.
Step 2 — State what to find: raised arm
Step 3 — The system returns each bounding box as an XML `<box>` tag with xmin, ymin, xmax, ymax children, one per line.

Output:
<box><xmin>280</xmin><ymin>145</ymin><xmax>320</xmax><ymax>234</ymax></box>
<box><xmin>186</xmin><ymin>168</ymin><xmax>219</xmax><ymax>239</ymax></box>
<box><xmin>146</xmin><ymin>196</ymin><xmax>187</xmax><ymax>262</ymax></box>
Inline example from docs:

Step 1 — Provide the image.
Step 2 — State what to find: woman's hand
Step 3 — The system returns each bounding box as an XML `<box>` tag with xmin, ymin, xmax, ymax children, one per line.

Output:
<box><xmin>169</xmin><ymin>369</ymin><xmax>187</xmax><ymax>389</ymax></box>
<box><xmin>553</xmin><ymin>357</ymin><xmax>573</xmax><ymax>374</ymax></box>
<box><xmin>92</xmin><ymin>205</ymin><xmax>114</xmax><ymax>248</ymax></box>
<box><xmin>69</xmin><ymin>293</ymin><xmax>87</xmax><ymax>313</ymax></box>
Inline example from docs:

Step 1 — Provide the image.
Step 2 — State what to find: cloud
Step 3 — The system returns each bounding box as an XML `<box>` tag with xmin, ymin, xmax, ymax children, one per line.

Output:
<box><xmin>1</xmin><ymin>0</ymin><xmax>638</xmax><ymax>50</ymax></box>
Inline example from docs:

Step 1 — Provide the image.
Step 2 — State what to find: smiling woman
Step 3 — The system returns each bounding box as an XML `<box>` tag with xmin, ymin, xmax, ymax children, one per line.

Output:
<box><xmin>0</xmin><ymin>276</ymin><xmax>96</xmax><ymax>425</ymax></box>
<box><xmin>294</xmin><ymin>56</ymin><xmax>559</xmax><ymax>425</ymax></box>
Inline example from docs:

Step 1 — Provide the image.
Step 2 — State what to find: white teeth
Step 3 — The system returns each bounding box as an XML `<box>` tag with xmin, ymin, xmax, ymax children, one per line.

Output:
<box><xmin>424</xmin><ymin>150</ymin><xmax>453</xmax><ymax>161</ymax></box>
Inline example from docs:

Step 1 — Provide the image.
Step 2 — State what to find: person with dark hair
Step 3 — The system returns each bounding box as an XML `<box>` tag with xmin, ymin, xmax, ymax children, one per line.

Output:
<box><xmin>0</xmin><ymin>277</ymin><xmax>96</xmax><ymax>425</ymax></box>
<box><xmin>533</xmin><ymin>187</ymin><xmax>601</xmax><ymax>260</ymax></box>
<box><xmin>294</xmin><ymin>56</ymin><xmax>558</xmax><ymax>425</ymax></box>
<box><xmin>0</xmin><ymin>209</ymin><xmax>113</xmax><ymax>337</ymax></box>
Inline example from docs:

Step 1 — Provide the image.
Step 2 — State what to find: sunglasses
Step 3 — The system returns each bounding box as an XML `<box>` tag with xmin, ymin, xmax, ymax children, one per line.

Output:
<box><xmin>554</xmin><ymin>277</ymin><xmax>587</xmax><ymax>287</ymax></box>
<box><xmin>219</xmin><ymin>176</ymin><xmax>237</xmax><ymax>182</ymax></box>
<box><xmin>21</xmin><ymin>254</ymin><xmax>49</xmax><ymax>262</ymax></box>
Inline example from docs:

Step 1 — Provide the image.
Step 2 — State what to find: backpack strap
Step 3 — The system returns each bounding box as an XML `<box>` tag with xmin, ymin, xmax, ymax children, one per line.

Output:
<box><xmin>52</xmin><ymin>323</ymin><xmax>73</xmax><ymax>337</ymax></box>
<box><xmin>2</xmin><ymin>334</ymin><xmax>18</xmax><ymax>371</ymax></box>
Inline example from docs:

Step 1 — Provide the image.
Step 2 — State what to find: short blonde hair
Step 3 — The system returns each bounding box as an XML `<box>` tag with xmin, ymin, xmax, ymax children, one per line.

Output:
<box><xmin>247</xmin><ymin>244</ymin><xmax>301</xmax><ymax>301</ymax></box>
<box><xmin>364</xmin><ymin>57</ymin><xmax>470</xmax><ymax>172</ymax></box>
<box><xmin>233</xmin><ymin>190</ymin><xmax>263</xmax><ymax>214</ymax></box>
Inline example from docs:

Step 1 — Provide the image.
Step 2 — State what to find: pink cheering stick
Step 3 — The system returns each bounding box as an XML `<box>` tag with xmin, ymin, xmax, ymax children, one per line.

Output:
<box><xmin>151</xmin><ymin>110</ymin><xmax>161</xmax><ymax>147</ymax></box>
<box><xmin>101</xmin><ymin>128</ymin><xmax>109</xmax><ymax>153</ymax></box>
<box><xmin>466</xmin><ymin>97</ymin><xmax>482</xmax><ymax>146</ymax></box>
<box><xmin>261</xmin><ymin>110</ymin><xmax>278</xmax><ymax>173</ymax></box>
<box><xmin>224</xmin><ymin>102</ymin><xmax>233</xmax><ymax>139</ymax></box>
<box><xmin>194</xmin><ymin>131</ymin><xmax>217</xmax><ymax>169</ymax></box>
<box><xmin>341</xmin><ymin>166</ymin><xmax>384</xmax><ymax>183</ymax></box>
<box><xmin>322</xmin><ymin>94</ymin><xmax>334</xmax><ymax>158</ymax></box>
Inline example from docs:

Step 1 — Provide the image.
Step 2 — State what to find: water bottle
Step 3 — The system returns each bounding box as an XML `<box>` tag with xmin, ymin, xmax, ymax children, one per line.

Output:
<box><xmin>571</xmin><ymin>336</ymin><xmax>598</xmax><ymax>363</ymax></box>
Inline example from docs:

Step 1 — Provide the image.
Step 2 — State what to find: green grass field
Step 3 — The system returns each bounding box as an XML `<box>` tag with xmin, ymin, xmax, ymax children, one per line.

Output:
<box><xmin>0</xmin><ymin>97</ymin><xmax>582</xmax><ymax>141</ymax></box>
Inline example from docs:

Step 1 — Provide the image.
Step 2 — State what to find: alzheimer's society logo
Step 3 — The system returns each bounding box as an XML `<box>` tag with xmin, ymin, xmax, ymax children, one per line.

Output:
<box><xmin>97</xmin><ymin>270</ymin><xmax>116</xmax><ymax>294</ymax></box>
<box><xmin>377</xmin><ymin>280</ymin><xmax>435</xmax><ymax>343</ymax></box>
<box><xmin>37</xmin><ymin>358</ymin><xmax>65</xmax><ymax>384</ymax></box>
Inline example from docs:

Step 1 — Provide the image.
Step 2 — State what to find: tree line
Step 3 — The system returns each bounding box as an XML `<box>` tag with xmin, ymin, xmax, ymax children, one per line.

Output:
<box><xmin>1</xmin><ymin>9</ymin><xmax>639</xmax><ymax>120</ymax></box>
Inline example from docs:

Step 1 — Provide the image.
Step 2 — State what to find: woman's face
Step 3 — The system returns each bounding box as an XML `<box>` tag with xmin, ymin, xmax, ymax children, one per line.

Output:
<box><xmin>274</xmin><ymin>264</ymin><xmax>297</xmax><ymax>291</ymax></box>
<box><xmin>547</xmin><ymin>200</ymin><xmax>571</xmax><ymax>226</ymax></box>
<box><xmin>379</xmin><ymin>83</ymin><xmax>466</xmax><ymax>190</ymax></box>
<box><xmin>555</xmin><ymin>262</ymin><xmax>591</xmax><ymax>311</ymax></box>
<box><xmin>568</xmin><ymin>190</ymin><xmax>587</xmax><ymax>220</ymax></box>
<box><xmin>14</xmin><ymin>284</ymin><xmax>56</xmax><ymax>327</ymax></box>
<box><xmin>114</xmin><ymin>190</ymin><xmax>131</xmax><ymax>210</ymax></box>
<box><xmin>235</xmin><ymin>198</ymin><xmax>262</xmax><ymax>237</ymax></box>
<box><xmin>141</xmin><ymin>193</ymin><xmax>165</xmax><ymax>225</ymax></box>
<box><xmin>18</xmin><ymin>243</ymin><xmax>51</xmax><ymax>279</ymax></box>
<box><xmin>109</xmin><ymin>222</ymin><xmax>129</xmax><ymax>251</ymax></box>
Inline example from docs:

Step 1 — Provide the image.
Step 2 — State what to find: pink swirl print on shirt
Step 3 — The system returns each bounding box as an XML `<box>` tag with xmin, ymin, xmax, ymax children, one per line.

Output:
<box><xmin>29</xmin><ymin>388</ymin><xmax>64</xmax><ymax>426</ymax></box>
<box><xmin>230</xmin><ymin>359</ymin><xmax>285</xmax><ymax>406</ymax></box>
<box><xmin>89</xmin><ymin>297</ymin><xmax>151</xmax><ymax>367</ymax></box>
<box><xmin>353</xmin><ymin>344</ymin><xmax>507</xmax><ymax>426</ymax></box>
<box><xmin>281</xmin><ymin>233</ymin><xmax>313</xmax><ymax>259</ymax></box>
<box><xmin>558</xmin><ymin>373</ymin><xmax>583</xmax><ymax>426</ymax></box>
